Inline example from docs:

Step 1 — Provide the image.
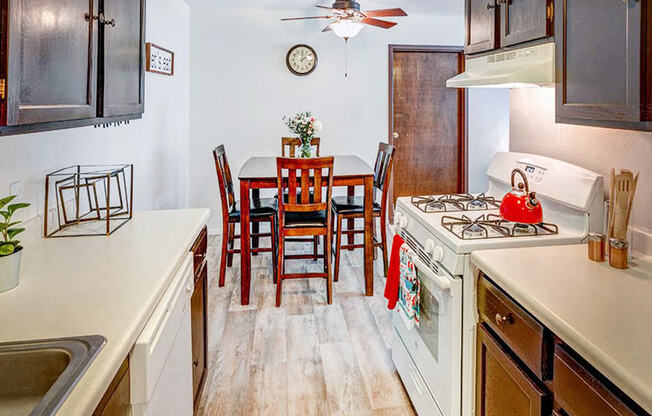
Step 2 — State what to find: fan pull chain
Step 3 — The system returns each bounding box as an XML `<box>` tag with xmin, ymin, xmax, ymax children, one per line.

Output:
<box><xmin>344</xmin><ymin>38</ymin><xmax>349</xmax><ymax>78</ymax></box>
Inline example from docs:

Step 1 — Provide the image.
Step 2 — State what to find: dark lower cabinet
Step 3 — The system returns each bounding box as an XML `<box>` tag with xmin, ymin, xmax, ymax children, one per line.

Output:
<box><xmin>501</xmin><ymin>0</ymin><xmax>552</xmax><ymax>47</ymax></box>
<box><xmin>476</xmin><ymin>324</ymin><xmax>550</xmax><ymax>416</ymax></box>
<box><xmin>93</xmin><ymin>356</ymin><xmax>130</xmax><ymax>416</ymax></box>
<box><xmin>555</xmin><ymin>0</ymin><xmax>652</xmax><ymax>129</ymax></box>
<box><xmin>2</xmin><ymin>0</ymin><xmax>98</xmax><ymax>126</ymax></box>
<box><xmin>190</xmin><ymin>227</ymin><xmax>208</xmax><ymax>412</ymax></box>
<box><xmin>101</xmin><ymin>0</ymin><xmax>145</xmax><ymax>117</ymax></box>
<box><xmin>465</xmin><ymin>0</ymin><xmax>498</xmax><ymax>55</ymax></box>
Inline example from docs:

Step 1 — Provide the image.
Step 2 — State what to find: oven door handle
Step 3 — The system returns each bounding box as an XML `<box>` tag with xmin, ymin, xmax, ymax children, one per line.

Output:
<box><xmin>410</xmin><ymin>249</ymin><xmax>451</xmax><ymax>292</ymax></box>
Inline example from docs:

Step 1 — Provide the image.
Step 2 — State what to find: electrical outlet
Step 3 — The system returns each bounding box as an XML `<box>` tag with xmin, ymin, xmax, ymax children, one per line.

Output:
<box><xmin>9</xmin><ymin>180</ymin><xmax>23</xmax><ymax>199</ymax></box>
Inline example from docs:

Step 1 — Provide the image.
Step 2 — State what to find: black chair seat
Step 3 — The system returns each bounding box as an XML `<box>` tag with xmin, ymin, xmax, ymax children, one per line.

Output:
<box><xmin>284</xmin><ymin>210</ymin><xmax>327</xmax><ymax>228</ymax></box>
<box><xmin>229</xmin><ymin>198</ymin><xmax>278</xmax><ymax>220</ymax></box>
<box><xmin>331</xmin><ymin>196</ymin><xmax>381</xmax><ymax>215</ymax></box>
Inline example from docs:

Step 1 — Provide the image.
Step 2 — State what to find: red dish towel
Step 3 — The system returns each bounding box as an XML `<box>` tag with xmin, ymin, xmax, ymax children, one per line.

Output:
<box><xmin>384</xmin><ymin>233</ymin><xmax>405</xmax><ymax>310</ymax></box>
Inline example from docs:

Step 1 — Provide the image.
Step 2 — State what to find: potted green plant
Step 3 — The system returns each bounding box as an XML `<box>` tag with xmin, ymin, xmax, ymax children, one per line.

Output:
<box><xmin>0</xmin><ymin>195</ymin><xmax>30</xmax><ymax>293</ymax></box>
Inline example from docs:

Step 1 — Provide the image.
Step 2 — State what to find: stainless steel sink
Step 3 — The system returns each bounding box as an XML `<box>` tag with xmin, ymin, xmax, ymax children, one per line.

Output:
<box><xmin>0</xmin><ymin>335</ymin><xmax>105</xmax><ymax>416</ymax></box>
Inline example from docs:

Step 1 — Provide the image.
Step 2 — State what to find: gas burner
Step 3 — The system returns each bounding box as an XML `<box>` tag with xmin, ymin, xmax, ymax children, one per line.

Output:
<box><xmin>441</xmin><ymin>213</ymin><xmax>559</xmax><ymax>240</ymax></box>
<box><xmin>411</xmin><ymin>193</ymin><xmax>501</xmax><ymax>213</ymax></box>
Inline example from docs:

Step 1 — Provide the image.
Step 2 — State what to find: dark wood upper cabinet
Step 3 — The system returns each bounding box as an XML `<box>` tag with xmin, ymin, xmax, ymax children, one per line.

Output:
<box><xmin>2</xmin><ymin>0</ymin><xmax>98</xmax><ymax>126</ymax></box>
<box><xmin>465</xmin><ymin>0</ymin><xmax>498</xmax><ymax>55</ymax></box>
<box><xmin>100</xmin><ymin>0</ymin><xmax>145</xmax><ymax>117</ymax></box>
<box><xmin>501</xmin><ymin>0</ymin><xmax>552</xmax><ymax>47</ymax></box>
<box><xmin>0</xmin><ymin>0</ymin><xmax>145</xmax><ymax>133</ymax></box>
<box><xmin>555</xmin><ymin>0</ymin><xmax>652</xmax><ymax>129</ymax></box>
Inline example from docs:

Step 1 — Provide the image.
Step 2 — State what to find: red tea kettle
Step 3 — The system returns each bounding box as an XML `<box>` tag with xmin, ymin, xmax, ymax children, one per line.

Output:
<box><xmin>499</xmin><ymin>169</ymin><xmax>543</xmax><ymax>224</ymax></box>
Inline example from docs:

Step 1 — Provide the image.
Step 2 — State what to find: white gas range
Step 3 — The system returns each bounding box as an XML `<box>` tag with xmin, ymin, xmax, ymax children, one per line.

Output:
<box><xmin>389</xmin><ymin>152</ymin><xmax>604</xmax><ymax>416</ymax></box>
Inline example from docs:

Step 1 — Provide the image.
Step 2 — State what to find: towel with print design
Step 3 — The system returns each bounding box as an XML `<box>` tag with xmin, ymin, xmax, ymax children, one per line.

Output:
<box><xmin>398</xmin><ymin>243</ymin><xmax>420</xmax><ymax>329</ymax></box>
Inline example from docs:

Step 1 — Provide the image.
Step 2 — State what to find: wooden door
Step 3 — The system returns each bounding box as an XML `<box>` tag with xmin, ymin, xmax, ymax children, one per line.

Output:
<box><xmin>476</xmin><ymin>324</ymin><xmax>550</xmax><ymax>416</ymax></box>
<box><xmin>465</xmin><ymin>0</ymin><xmax>498</xmax><ymax>54</ymax></box>
<box><xmin>2</xmin><ymin>0</ymin><xmax>98</xmax><ymax>125</ymax></box>
<box><xmin>191</xmin><ymin>262</ymin><xmax>208</xmax><ymax>406</ymax></box>
<box><xmin>389</xmin><ymin>46</ymin><xmax>466</xmax><ymax>203</ymax></box>
<box><xmin>501</xmin><ymin>0</ymin><xmax>551</xmax><ymax>47</ymax></box>
<box><xmin>555</xmin><ymin>0</ymin><xmax>641</xmax><ymax>122</ymax></box>
<box><xmin>100</xmin><ymin>0</ymin><xmax>145</xmax><ymax>116</ymax></box>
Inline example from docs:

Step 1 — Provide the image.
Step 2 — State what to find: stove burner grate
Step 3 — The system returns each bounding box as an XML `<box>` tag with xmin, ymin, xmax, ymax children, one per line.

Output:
<box><xmin>441</xmin><ymin>213</ymin><xmax>559</xmax><ymax>240</ymax></box>
<box><xmin>411</xmin><ymin>193</ymin><xmax>501</xmax><ymax>213</ymax></box>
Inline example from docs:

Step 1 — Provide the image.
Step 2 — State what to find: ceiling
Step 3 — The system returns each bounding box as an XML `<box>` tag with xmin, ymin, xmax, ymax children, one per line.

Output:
<box><xmin>186</xmin><ymin>0</ymin><xmax>462</xmax><ymax>16</ymax></box>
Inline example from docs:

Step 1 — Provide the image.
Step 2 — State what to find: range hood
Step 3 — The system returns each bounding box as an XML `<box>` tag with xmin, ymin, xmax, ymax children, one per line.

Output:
<box><xmin>447</xmin><ymin>42</ymin><xmax>555</xmax><ymax>88</ymax></box>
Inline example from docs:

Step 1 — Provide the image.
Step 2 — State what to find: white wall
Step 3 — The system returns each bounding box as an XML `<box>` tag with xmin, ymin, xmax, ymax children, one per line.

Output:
<box><xmin>189</xmin><ymin>5</ymin><xmax>509</xmax><ymax>233</ymax></box>
<box><xmin>0</xmin><ymin>0</ymin><xmax>191</xmax><ymax>243</ymax></box>
<box><xmin>510</xmin><ymin>88</ymin><xmax>652</xmax><ymax>232</ymax></box>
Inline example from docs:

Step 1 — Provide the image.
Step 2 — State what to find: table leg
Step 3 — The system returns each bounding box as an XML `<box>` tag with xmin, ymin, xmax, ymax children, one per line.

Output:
<box><xmin>240</xmin><ymin>180</ymin><xmax>252</xmax><ymax>305</ymax></box>
<box><xmin>363</xmin><ymin>176</ymin><xmax>374</xmax><ymax>296</ymax></box>
<box><xmin>251</xmin><ymin>189</ymin><xmax>260</xmax><ymax>256</ymax></box>
<box><xmin>347</xmin><ymin>185</ymin><xmax>355</xmax><ymax>251</ymax></box>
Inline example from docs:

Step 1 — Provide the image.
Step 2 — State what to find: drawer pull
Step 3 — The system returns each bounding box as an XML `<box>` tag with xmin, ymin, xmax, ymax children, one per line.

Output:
<box><xmin>193</xmin><ymin>359</ymin><xmax>199</xmax><ymax>367</ymax></box>
<box><xmin>495</xmin><ymin>312</ymin><xmax>513</xmax><ymax>327</ymax></box>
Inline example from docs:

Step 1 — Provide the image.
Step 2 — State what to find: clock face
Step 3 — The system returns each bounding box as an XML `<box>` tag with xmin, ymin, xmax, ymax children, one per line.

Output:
<box><xmin>286</xmin><ymin>45</ymin><xmax>318</xmax><ymax>76</ymax></box>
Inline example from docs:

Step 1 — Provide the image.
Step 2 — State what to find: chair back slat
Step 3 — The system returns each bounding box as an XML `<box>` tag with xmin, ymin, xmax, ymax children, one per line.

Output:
<box><xmin>374</xmin><ymin>142</ymin><xmax>396</xmax><ymax>192</ymax></box>
<box><xmin>281</xmin><ymin>137</ymin><xmax>321</xmax><ymax>157</ymax></box>
<box><xmin>277</xmin><ymin>157</ymin><xmax>334</xmax><ymax>217</ymax></box>
<box><xmin>213</xmin><ymin>145</ymin><xmax>237</xmax><ymax>217</ymax></box>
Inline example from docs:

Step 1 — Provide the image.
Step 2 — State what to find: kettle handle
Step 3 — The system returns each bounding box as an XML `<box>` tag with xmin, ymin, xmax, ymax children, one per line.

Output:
<box><xmin>511</xmin><ymin>169</ymin><xmax>530</xmax><ymax>194</ymax></box>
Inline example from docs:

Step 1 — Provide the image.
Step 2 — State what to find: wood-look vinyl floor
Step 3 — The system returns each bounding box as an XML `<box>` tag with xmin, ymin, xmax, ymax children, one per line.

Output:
<box><xmin>197</xmin><ymin>234</ymin><xmax>416</xmax><ymax>416</ymax></box>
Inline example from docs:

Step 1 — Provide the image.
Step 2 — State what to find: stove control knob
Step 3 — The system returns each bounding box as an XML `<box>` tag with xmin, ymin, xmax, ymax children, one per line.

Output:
<box><xmin>424</xmin><ymin>239</ymin><xmax>435</xmax><ymax>253</ymax></box>
<box><xmin>392</xmin><ymin>213</ymin><xmax>402</xmax><ymax>231</ymax></box>
<box><xmin>399</xmin><ymin>216</ymin><xmax>408</xmax><ymax>229</ymax></box>
<box><xmin>432</xmin><ymin>246</ymin><xmax>445</xmax><ymax>263</ymax></box>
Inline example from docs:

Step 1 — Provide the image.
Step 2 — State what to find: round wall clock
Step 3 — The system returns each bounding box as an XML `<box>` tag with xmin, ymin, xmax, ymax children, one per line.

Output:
<box><xmin>286</xmin><ymin>44</ymin><xmax>318</xmax><ymax>76</ymax></box>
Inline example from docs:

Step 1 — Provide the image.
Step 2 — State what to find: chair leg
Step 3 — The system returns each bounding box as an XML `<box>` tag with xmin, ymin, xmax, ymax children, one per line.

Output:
<box><xmin>325</xmin><ymin>230</ymin><xmax>333</xmax><ymax>305</ymax></box>
<box><xmin>313</xmin><ymin>236</ymin><xmax>319</xmax><ymax>261</ymax></box>
<box><xmin>226</xmin><ymin>223</ymin><xmax>235</xmax><ymax>267</ymax></box>
<box><xmin>334</xmin><ymin>214</ymin><xmax>343</xmax><ymax>282</ymax></box>
<box><xmin>276</xmin><ymin>235</ymin><xmax>284</xmax><ymax>307</ymax></box>
<box><xmin>380</xmin><ymin>216</ymin><xmax>389</xmax><ymax>277</ymax></box>
<box><xmin>219</xmin><ymin>219</ymin><xmax>230</xmax><ymax>287</ymax></box>
<box><xmin>372</xmin><ymin>220</ymin><xmax>378</xmax><ymax>261</ymax></box>
<box><xmin>270</xmin><ymin>216</ymin><xmax>278</xmax><ymax>284</ymax></box>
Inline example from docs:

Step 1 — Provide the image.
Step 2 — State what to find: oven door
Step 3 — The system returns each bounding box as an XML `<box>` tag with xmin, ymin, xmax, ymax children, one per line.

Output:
<box><xmin>393</xmin><ymin>242</ymin><xmax>463</xmax><ymax>416</ymax></box>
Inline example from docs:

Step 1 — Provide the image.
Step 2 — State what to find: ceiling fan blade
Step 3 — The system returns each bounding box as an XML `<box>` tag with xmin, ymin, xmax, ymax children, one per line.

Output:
<box><xmin>361</xmin><ymin>17</ymin><xmax>398</xmax><ymax>29</ymax></box>
<box><xmin>322</xmin><ymin>24</ymin><xmax>333</xmax><ymax>32</ymax></box>
<box><xmin>363</xmin><ymin>8</ymin><xmax>407</xmax><ymax>17</ymax></box>
<box><xmin>316</xmin><ymin>4</ymin><xmax>335</xmax><ymax>10</ymax></box>
<box><xmin>281</xmin><ymin>15</ymin><xmax>333</xmax><ymax>21</ymax></box>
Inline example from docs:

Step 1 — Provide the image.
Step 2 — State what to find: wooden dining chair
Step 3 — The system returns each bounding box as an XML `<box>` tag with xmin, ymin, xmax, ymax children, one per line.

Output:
<box><xmin>280</xmin><ymin>137</ymin><xmax>321</xmax><ymax>259</ymax></box>
<box><xmin>213</xmin><ymin>145</ymin><xmax>278</xmax><ymax>287</ymax></box>
<box><xmin>281</xmin><ymin>137</ymin><xmax>321</xmax><ymax>157</ymax></box>
<box><xmin>276</xmin><ymin>156</ymin><xmax>334</xmax><ymax>307</ymax></box>
<box><xmin>331</xmin><ymin>142</ymin><xmax>396</xmax><ymax>281</ymax></box>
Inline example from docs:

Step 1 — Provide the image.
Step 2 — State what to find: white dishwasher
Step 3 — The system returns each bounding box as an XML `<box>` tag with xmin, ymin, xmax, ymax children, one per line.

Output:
<box><xmin>130</xmin><ymin>253</ymin><xmax>195</xmax><ymax>416</ymax></box>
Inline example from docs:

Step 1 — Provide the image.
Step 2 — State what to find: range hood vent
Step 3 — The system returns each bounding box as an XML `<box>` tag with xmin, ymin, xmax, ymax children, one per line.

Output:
<box><xmin>447</xmin><ymin>42</ymin><xmax>555</xmax><ymax>88</ymax></box>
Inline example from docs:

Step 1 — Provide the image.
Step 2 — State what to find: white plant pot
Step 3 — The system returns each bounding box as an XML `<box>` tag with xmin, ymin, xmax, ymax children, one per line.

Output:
<box><xmin>0</xmin><ymin>248</ymin><xmax>22</xmax><ymax>293</ymax></box>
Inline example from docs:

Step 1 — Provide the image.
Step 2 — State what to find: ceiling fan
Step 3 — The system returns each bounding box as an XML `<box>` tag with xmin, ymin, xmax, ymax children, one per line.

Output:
<box><xmin>281</xmin><ymin>1</ymin><xmax>407</xmax><ymax>40</ymax></box>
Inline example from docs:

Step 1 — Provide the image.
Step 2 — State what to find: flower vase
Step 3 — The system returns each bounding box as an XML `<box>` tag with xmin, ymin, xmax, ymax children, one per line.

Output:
<box><xmin>300</xmin><ymin>137</ymin><xmax>313</xmax><ymax>158</ymax></box>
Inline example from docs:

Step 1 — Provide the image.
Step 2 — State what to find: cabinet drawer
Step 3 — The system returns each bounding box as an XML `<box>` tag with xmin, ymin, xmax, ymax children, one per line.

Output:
<box><xmin>191</xmin><ymin>227</ymin><xmax>208</xmax><ymax>278</ymax></box>
<box><xmin>553</xmin><ymin>345</ymin><xmax>641</xmax><ymax>416</ymax></box>
<box><xmin>478</xmin><ymin>275</ymin><xmax>551</xmax><ymax>380</ymax></box>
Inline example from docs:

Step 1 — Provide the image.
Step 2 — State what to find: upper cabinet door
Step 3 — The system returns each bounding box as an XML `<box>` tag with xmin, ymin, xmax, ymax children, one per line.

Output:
<box><xmin>501</xmin><ymin>0</ymin><xmax>551</xmax><ymax>47</ymax></box>
<box><xmin>100</xmin><ymin>0</ymin><xmax>145</xmax><ymax>117</ymax></box>
<box><xmin>465</xmin><ymin>0</ymin><xmax>498</xmax><ymax>55</ymax></box>
<box><xmin>4</xmin><ymin>0</ymin><xmax>97</xmax><ymax>126</ymax></box>
<box><xmin>555</xmin><ymin>0</ymin><xmax>641</xmax><ymax>122</ymax></box>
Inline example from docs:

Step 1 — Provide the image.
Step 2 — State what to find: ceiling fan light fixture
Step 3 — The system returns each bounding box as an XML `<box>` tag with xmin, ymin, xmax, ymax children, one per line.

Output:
<box><xmin>329</xmin><ymin>20</ymin><xmax>364</xmax><ymax>39</ymax></box>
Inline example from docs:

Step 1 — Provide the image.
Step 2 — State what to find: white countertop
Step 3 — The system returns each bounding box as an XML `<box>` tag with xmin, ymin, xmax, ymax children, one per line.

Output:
<box><xmin>0</xmin><ymin>209</ymin><xmax>210</xmax><ymax>415</ymax></box>
<box><xmin>471</xmin><ymin>245</ymin><xmax>652</xmax><ymax>413</ymax></box>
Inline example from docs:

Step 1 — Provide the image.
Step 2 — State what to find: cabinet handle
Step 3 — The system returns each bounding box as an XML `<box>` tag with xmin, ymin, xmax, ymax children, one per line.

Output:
<box><xmin>85</xmin><ymin>12</ymin><xmax>116</xmax><ymax>27</ymax></box>
<box><xmin>193</xmin><ymin>359</ymin><xmax>199</xmax><ymax>367</ymax></box>
<box><xmin>495</xmin><ymin>312</ymin><xmax>513</xmax><ymax>327</ymax></box>
<box><xmin>487</xmin><ymin>2</ymin><xmax>497</xmax><ymax>9</ymax></box>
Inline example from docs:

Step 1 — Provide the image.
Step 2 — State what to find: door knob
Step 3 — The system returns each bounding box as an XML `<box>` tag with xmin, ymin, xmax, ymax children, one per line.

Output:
<box><xmin>392</xmin><ymin>132</ymin><xmax>399</xmax><ymax>140</ymax></box>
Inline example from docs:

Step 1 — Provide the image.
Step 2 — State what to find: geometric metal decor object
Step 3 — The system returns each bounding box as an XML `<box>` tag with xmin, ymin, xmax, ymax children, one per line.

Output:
<box><xmin>44</xmin><ymin>164</ymin><xmax>133</xmax><ymax>237</ymax></box>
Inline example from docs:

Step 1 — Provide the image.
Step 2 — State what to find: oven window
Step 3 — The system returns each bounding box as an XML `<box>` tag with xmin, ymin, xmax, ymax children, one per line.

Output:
<box><xmin>416</xmin><ymin>269</ymin><xmax>439</xmax><ymax>362</ymax></box>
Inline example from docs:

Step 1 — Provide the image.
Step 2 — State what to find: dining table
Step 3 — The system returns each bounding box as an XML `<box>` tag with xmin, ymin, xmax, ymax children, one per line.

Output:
<box><xmin>238</xmin><ymin>155</ymin><xmax>376</xmax><ymax>305</ymax></box>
